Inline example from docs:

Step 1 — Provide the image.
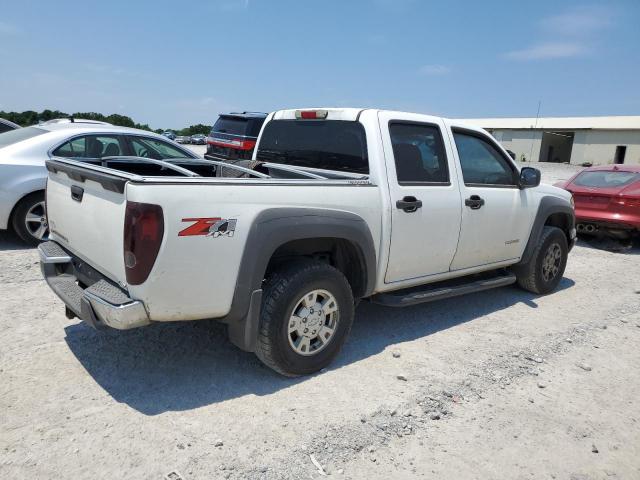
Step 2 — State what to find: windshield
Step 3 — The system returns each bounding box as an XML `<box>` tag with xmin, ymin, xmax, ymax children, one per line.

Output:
<box><xmin>256</xmin><ymin>120</ymin><xmax>369</xmax><ymax>174</ymax></box>
<box><xmin>0</xmin><ymin>126</ymin><xmax>47</xmax><ymax>148</ymax></box>
<box><xmin>573</xmin><ymin>170</ymin><xmax>639</xmax><ymax>188</ymax></box>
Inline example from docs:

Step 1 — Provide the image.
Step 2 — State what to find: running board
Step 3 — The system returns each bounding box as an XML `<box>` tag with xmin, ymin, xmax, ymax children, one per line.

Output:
<box><xmin>371</xmin><ymin>272</ymin><xmax>517</xmax><ymax>307</ymax></box>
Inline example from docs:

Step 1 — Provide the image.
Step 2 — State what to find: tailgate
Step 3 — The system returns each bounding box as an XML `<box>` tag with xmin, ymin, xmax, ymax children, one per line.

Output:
<box><xmin>45</xmin><ymin>159</ymin><xmax>134</xmax><ymax>285</ymax></box>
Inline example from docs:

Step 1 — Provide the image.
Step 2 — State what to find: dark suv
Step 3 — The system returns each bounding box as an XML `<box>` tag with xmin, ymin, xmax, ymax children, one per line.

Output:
<box><xmin>205</xmin><ymin>112</ymin><xmax>267</xmax><ymax>160</ymax></box>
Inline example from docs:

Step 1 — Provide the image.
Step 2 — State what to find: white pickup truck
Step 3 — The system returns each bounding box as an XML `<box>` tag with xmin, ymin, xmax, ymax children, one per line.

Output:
<box><xmin>39</xmin><ymin>108</ymin><xmax>576</xmax><ymax>376</ymax></box>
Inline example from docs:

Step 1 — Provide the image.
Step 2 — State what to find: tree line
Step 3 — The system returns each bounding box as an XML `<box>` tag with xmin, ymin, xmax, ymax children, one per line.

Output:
<box><xmin>0</xmin><ymin>109</ymin><xmax>211</xmax><ymax>136</ymax></box>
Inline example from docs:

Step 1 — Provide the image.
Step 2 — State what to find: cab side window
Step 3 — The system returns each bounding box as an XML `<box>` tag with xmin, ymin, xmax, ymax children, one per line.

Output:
<box><xmin>390</xmin><ymin>122</ymin><xmax>449</xmax><ymax>185</ymax></box>
<box><xmin>130</xmin><ymin>137</ymin><xmax>192</xmax><ymax>160</ymax></box>
<box><xmin>453</xmin><ymin>132</ymin><xmax>516</xmax><ymax>186</ymax></box>
<box><xmin>53</xmin><ymin>135</ymin><xmax>123</xmax><ymax>159</ymax></box>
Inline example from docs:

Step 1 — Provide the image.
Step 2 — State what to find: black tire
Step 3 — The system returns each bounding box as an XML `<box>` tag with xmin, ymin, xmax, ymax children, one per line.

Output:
<box><xmin>515</xmin><ymin>226</ymin><xmax>568</xmax><ymax>294</ymax></box>
<box><xmin>255</xmin><ymin>261</ymin><xmax>354</xmax><ymax>377</ymax></box>
<box><xmin>11</xmin><ymin>191</ymin><xmax>47</xmax><ymax>246</ymax></box>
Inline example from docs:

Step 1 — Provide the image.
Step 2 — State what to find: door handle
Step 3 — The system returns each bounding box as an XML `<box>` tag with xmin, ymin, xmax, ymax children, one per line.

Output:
<box><xmin>396</xmin><ymin>196</ymin><xmax>423</xmax><ymax>213</ymax></box>
<box><xmin>465</xmin><ymin>195</ymin><xmax>484</xmax><ymax>210</ymax></box>
<box><xmin>70</xmin><ymin>185</ymin><xmax>84</xmax><ymax>202</ymax></box>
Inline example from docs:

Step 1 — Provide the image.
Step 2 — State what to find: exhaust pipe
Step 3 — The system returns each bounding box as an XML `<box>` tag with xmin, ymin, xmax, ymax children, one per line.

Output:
<box><xmin>585</xmin><ymin>224</ymin><xmax>596</xmax><ymax>233</ymax></box>
<box><xmin>576</xmin><ymin>224</ymin><xmax>585</xmax><ymax>232</ymax></box>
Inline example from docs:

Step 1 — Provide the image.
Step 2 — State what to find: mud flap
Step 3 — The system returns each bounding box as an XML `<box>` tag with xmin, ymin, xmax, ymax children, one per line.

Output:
<box><xmin>227</xmin><ymin>289</ymin><xmax>262</xmax><ymax>352</ymax></box>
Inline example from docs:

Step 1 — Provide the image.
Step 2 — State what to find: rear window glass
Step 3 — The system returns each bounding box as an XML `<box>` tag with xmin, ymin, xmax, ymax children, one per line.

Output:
<box><xmin>0</xmin><ymin>126</ymin><xmax>46</xmax><ymax>148</ymax></box>
<box><xmin>256</xmin><ymin>120</ymin><xmax>369</xmax><ymax>174</ymax></box>
<box><xmin>210</xmin><ymin>116</ymin><xmax>264</xmax><ymax>138</ymax></box>
<box><xmin>573</xmin><ymin>171</ymin><xmax>639</xmax><ymax>188</ymax></box>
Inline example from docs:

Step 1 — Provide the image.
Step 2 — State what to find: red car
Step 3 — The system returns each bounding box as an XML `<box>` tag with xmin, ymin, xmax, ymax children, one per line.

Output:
<box><xmin>555</xmin><ymin>165</ymin><xmax>640</xmax><ymax>239</ymax></box>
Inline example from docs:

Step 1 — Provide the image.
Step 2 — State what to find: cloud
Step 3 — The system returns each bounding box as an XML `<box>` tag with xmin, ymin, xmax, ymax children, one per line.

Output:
<box><xmin>0</xmin><ymin>21</ymin><xmax>20</xmax><ymax>35</ymax></box>
<box><xmin>85</xmin><ymin>63</ymin><xmax>126</xmax><ymax>76</ymax></box>
<box><xmin>216</xmin><ymin>0</ymin><xmax>249</xmax><ymax>11</ymax></box>
<box><xmin>504</xmin><ymin>5</ymin><xmax>614</xmax><ymax>61</ymax></box>
<box><xmin>419</xmin><ymin>64</ymin><xmax>451</xmax><ymax>76</ymax></box>
<box><xmin>540</xmin><ymin>6</ymin><xmax>613</xmax><ymax>36</ymax></box>
<box><xmin>505</xmin><ymin>42</ymin><xmax>587</xmax><ymax>61</ymax></box>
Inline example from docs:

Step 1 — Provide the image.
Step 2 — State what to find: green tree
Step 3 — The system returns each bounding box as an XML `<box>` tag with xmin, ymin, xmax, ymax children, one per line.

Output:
<box><xmin>0</xmin><ymin>109</ymin><xmax>209</xmax><ymax>134</ymax></box>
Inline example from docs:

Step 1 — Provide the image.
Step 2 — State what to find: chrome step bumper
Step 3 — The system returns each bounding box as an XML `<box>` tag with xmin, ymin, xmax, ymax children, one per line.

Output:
<box><xmin>39</xmin><ymin>241</ymin><xmax>150</xmax><ymax>330</ymax></box>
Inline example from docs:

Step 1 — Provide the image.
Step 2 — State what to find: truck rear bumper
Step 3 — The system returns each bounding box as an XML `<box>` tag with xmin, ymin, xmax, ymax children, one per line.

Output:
<box><xmin>39</xmin><ymin>241</ymin><xmax>150</xmax><ymax>330</ymax></box>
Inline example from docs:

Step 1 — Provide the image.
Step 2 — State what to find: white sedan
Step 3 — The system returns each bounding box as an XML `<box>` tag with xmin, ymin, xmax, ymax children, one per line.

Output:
<box><xmin>0</xmin><ymin>119</ymin><xmax>200</xmax><ymax>244</ymax></box>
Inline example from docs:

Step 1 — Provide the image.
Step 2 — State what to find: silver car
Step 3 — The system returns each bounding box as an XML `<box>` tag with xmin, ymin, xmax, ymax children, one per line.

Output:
<box><xmin>0</xmin><ymin>118</ymin><xmax>20</xmax><ymax>133</ymax></box>
<box><xmin>0</xmin><ymin>119</ymin><xmax>199</xmax><ymax>245</ymax></box>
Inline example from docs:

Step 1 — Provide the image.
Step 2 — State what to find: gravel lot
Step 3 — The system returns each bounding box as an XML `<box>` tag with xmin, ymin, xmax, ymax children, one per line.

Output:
<box><xmin>1</xmin><ymin>163</ymin><xmax>639</xmax><ymax>479</ymax></box>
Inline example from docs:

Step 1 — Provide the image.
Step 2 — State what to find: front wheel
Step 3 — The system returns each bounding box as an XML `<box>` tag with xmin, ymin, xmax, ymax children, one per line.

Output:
<box><xmin>515</xmin><ymin>226</ymin><xmax>568</xmax><ymax>294</ymax></box>
<box><xmin>12</xmin><ymin>192</ymin><xmax>48</xmax><ymax>245</ymax></box>
<box><xmin>255</xmin><ymin>261</ymin><xmax>354</xmax><ymax>377</ymax></box>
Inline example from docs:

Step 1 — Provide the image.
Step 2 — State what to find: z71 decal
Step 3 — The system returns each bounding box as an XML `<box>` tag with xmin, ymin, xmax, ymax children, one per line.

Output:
<box><xmin>179</xmin><ymin>217</ymin><xmax>237</xmax><ymax>238</ymax></box>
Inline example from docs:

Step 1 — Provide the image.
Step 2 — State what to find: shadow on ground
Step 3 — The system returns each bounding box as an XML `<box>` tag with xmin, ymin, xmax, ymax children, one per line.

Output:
<box><xmin>0</xmin><ymin>232</ymin><xmax>32</xmax><ymax>252</ymax></box>
<box><xmin>64</xmin><ymin>278</ymin><xmax>574</xmax><ymax>415</ymax></box>
<box><xmin>576</xmin><ymin>236</ymin><xmax>640</xmax><ymax>255</ymax></box>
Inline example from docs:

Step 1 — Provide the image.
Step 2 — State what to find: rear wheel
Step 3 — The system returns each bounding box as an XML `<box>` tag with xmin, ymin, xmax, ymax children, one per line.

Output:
<box><xmin>12</xmin><ymin>192</ymin><xmax>48</xmax><ymax>245</ymax></box>
<box><xmin>515</xmin><ymin>226</ymin><xmax>568</xmax><ymax>294</ymax></box>
<box><xmin>255</xmin><ymin>261</ymin><xmax>354</xmax><ymax>377</ymax></box>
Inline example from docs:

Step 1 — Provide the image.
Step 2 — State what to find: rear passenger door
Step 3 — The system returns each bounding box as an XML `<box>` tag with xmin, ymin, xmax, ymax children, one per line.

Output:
<box><xmin>379</xmin><ymin>112</ymin><xmax>463</xmax><ymax>283</ymax></box>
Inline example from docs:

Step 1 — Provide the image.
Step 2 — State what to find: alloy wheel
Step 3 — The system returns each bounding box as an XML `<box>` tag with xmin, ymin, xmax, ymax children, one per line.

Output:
<box><xmin>541</xmin><ymin>243</ymin><xmax>562</xmax><ymax>282</ymax></box>
<box><xmin>287</xmin><ymin>289</ymin><xmax>339</xmax><ymax>356</ymax></box>
<box><xmin>24</xmin><ymin>201</ymin><xmax>48</xmax><ymax>241</ymax></box>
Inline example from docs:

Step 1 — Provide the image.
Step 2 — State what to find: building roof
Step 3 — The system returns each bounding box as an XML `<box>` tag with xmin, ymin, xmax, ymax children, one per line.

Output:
<box><xmin>458</xmin><ymin>116</ymin><xmax>640</xmax><ymax>131</ymax></box>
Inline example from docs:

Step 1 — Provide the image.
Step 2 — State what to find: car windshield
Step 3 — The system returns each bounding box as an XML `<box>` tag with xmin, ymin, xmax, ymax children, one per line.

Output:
<box><xmin>0</xmin><ymin>126</ymin><xmax>47</xmax><ymax>148</ymax></box>
<box><xmin>573</xmin><ymin>170</ymin><xmax>639</xmax><ymax>188</ymax></box>
<box><xmin>256</xmin><ymin>120</ymin><xmax>369</xmax><ymax>174</ymax></box>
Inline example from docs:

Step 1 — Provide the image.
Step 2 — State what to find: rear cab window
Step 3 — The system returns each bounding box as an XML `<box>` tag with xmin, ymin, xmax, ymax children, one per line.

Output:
<box><xmin>256</xmin><ymin>120</ymin><xmax>369</xmax><ymax>174</ymax></box>
<box><xmin>210</xmin><ymin>116</ymin><xmax>263</xmax><ymax>138</ymax></box>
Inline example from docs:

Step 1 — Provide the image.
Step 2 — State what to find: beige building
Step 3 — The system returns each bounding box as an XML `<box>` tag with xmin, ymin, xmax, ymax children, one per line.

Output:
<box><xmin>460</xmin><ymin>116</ymin><xmax>640</xmax><ymax>166</ymax></box>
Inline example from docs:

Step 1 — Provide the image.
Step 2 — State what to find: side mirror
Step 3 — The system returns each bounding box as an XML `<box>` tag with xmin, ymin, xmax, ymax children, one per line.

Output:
<box><xmin>519</xmin><ymin>167</ymin><xmax>541</xmax><ymax>189</ymax></box>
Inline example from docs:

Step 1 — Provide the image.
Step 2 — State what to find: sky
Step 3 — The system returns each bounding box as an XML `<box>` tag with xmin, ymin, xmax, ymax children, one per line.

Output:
<box><xmin>0</xmin><ymin>0</ymin><xmax>638</xmax><ymax>129</ymax></box>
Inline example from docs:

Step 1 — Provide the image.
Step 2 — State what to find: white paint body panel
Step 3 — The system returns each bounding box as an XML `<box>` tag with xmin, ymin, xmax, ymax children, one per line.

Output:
<box><xmin>126</xmin><ymin>183</ymin><xmax>382</xmax><ymax>321</ymax></box>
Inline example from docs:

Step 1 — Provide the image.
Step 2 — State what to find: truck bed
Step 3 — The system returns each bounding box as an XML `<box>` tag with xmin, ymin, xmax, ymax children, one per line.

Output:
<box><xmin>44</xmin><ymin>156</ymin><xmax>381</xmax><ymax>322</ymax></box>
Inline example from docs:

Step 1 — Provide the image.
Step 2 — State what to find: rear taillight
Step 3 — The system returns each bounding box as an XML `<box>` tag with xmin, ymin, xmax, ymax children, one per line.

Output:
<box><xmin>123</xmin><ymin>201</ymin><xmax>164</xmax><ymax>285</ymax></box>
<box><xmin>615</xmin><ymin>197</ymin><xmax>640</xmax><ymax>208</ymax></box>
<box><xmin>206</xmin><ymin>137</ymin><xmax>256</xmax><ymax>150</ymax></box>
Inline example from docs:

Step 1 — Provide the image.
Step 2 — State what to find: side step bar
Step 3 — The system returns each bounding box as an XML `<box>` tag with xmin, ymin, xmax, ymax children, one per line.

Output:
<box><xmin>371</xmin><ymin>272</ymin><xmax>517</xmax><ymax>307</ymax></box>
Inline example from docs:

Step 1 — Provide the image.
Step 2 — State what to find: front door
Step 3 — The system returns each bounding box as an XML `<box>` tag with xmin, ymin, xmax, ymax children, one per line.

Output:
<box><xmin>380</xmin><ymin>112</ymin><xmax>463</xmax><ymax>283</ymax></box>
<box><xmin>447</xmin><ymin>126</ymin><xmax>533</xmax><ymax>270</ymax></box>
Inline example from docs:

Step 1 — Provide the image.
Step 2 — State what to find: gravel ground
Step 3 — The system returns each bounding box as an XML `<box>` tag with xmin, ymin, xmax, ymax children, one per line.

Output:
<box><xmin>1</xmin><ymin>163</ymin><xmax>639</xmax><ymax>479</ymax></box>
